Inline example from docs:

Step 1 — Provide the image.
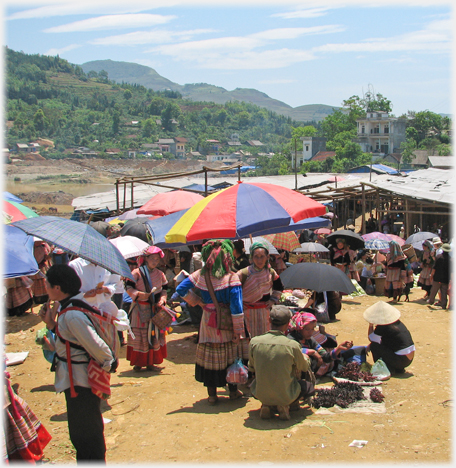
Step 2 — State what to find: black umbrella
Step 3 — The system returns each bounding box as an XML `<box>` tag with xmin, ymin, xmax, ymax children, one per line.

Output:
<box><xmin>119</xmin><ymin>218</ymin><xmax>152</xmax><ymax>243</ymax></box>
<box><xmin>90</xmin><ymin>220</ymin><xmax>111</xmax><ymax>237</ymax></box>
<box><xmin>405</xmin><ymin>231</ymin><xmax>435</xmax><ymax>245</ymax></box>
<box><xmin>280</xmin><ymin>262</ymin><xmax>356</xmax><ymax>294</ymax></box>
<box><xmin>326</xmin><ymin>229</ymin><xmax>365</xmax><ymax>250</ymax></box>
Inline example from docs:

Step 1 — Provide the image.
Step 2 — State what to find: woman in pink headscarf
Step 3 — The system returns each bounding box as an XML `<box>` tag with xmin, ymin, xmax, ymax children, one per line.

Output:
<box><xmin>286</xmin><ymin>311</ymin><xmax>353</xmax><ymax>377</ymax></box>
<box><xmin>125</xmin><ymin>246</ymin><xmax>168</xmax><ymax>371</ymax></box>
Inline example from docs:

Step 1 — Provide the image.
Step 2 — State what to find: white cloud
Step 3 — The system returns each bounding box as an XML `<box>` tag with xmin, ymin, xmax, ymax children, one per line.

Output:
<box><xmin>313</xmin><ymin>19</ymin><xmax>452</xmax><ymax>54</ymax></box>
<box><xmin>43</xmin><ymin>14</ymin><xmax>176</xmax><ymax>33</ymax></box>
<box><xmin>90</xmin><ymin>29</ymin><xmax>216</xmax><ymax>46</ymax></box>
<box><xmin>251</xmin><ymin>25</ymin><xmax>345</xmax><ymax>40</ymax></box>
<box><xmin>45</xmin><ymin>44</ymin><xmax>81</xmax><ymax>56</ymax></box>
<box><xmin>152</xmin><ymin>44</ymin><xmax>315</xmax><ymax>70</ymax></box>
<box><xmin>7</xmin><ymin>1</ymin><xmax>176</xmax><ymax>20</ymax></box>
<box><xmin>271</xmin><ymin>7</ymin><xmax>331</xmax><ymax>19</ymax></box>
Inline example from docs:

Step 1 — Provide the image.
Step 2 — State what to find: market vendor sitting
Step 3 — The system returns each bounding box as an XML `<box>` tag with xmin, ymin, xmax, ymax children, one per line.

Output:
<box><xmin>363</xmin><ymin>301</ymin><xmax>415</xmax><ymax>374</ymax></box>
<box><xmin>286</xmin><ymin>311</ymin><xmax>353</xmax><ymax>377</ymax></box>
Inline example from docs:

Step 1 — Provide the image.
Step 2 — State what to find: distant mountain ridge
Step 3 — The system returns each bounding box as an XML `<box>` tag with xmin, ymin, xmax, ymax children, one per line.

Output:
<box><xmin>81</xmin><ymin>59</ymin><xmax>338</xmax><ymax>122</ymax></box>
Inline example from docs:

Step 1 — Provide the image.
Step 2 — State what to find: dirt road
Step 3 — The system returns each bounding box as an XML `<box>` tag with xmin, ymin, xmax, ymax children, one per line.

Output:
<box><xmin>5</xmin><ymin>286</ymin><xmax>451</xmax><ymax>464</ymax></box>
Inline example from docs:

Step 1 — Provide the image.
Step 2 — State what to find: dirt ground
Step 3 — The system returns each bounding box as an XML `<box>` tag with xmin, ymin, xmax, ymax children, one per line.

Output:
<box><xmin>4</xmin><ymin>286</ymin><xmax>452</xmax><ymax>465</ymax></box>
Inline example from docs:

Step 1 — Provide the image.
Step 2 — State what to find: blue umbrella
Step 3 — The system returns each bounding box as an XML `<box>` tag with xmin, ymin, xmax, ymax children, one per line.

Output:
<box><xmin>13</xmin><ymin>217</ymin><xmax>133</xmax><ymax>280</ymax></box>
<box><xmin>3</xmin><ymin>191</ymin><xmax>23</xmax><ymax>203</ymax></box>
<box><xmin>4</xmin><ymin>225</ymin><xmax>39</xmax><ymax>278</ymax></box>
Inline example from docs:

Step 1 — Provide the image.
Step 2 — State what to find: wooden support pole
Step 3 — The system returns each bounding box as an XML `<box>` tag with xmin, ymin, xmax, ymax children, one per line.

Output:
<box><xmin>361</xmin><ymin>184</ymin><xmax>366</xmax><ymax>234</ymax></box>
<box><xmin>123</xmin><ymin>182</ymin><xmax>127</xmax><ymax>212</ymax></box>
<box><xmin>130</xmin><ymin>182</ymin><xmax>134</xmax><ymax>210</ymax></box>
<box><xmin>115</xmin><ymin>180</ymin><xmax>119</xmax><ymax>214</ymax></box>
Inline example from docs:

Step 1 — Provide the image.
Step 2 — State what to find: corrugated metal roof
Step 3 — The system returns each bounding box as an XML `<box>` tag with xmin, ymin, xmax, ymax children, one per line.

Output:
<box><xmin>365</xmin><ymin>168</ymin><xmax>453</xmax><ymax>204</ymax></box>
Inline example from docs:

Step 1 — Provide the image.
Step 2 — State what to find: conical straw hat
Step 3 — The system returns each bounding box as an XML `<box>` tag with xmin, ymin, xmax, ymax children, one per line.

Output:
<box><xmin>363</xmin><ymin>301</ymin><xmax>400</xmax><ymax>325</ymax></box>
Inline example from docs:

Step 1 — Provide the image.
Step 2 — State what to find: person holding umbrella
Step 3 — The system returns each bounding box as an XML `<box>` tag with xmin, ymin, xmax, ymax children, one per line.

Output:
<box><xmin>329</xmin><ymin>238</ymin><xmax>350</xmax><ymax>275</ymax></box>
<box><xmin>364</xmin><ymin>301</ymin><xmax>415</xmax><ymax>374</ymax></box>
<box><xmin>176</xmin><ymin>240</ymin><xmax>246</xmax><ymax>405</ymax></box>
<box><xmin>237</xmin><ymin>241</ymin><xmax>284</xmax><ymax>339</ymax></box>
<box><xmin>125</xmin><ymin>246</ymin><xmax>169</xmax><ymax>372</ymax></box>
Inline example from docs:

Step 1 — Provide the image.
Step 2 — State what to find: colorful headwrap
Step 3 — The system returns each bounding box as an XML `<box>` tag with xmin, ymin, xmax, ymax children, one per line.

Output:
<box><xmin>286</xmin><ymin>311</ymin><xmax>317</xmax><ymax>334</ymax></box>
<box><xmin>201</xmin><ymin>239</ymin><xmax>234</xmax><ymax>279</ymax></box>
<box><xmin>137</xmin><ymin>245</ymin><xmax>164</xmax><ymax>266</ymax></box>
<box><xmin>388</xmin><ymin>240</ymin><xmax>406</xmax><ymax>264</ymax></box>
<box><xmin>250</xmin><ymin>241</ymin><xmax>269</xmax><ymax>257</ymax></box>
<box><xmin>422</xmin><ymin>240</ymin><xmax>434</xmax><ymax>251</ymax></box>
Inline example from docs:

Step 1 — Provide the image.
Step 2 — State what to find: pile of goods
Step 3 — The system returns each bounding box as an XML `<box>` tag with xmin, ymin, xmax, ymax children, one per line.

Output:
<box><xmin>335</xmin><ymin>361</ymin><xmax>376</xmax><ymax>383</ymax></box>
<box><xmin>312</xmin><ymin>381</ymin><xmax>385</xmax><ymax>409</ymax></box>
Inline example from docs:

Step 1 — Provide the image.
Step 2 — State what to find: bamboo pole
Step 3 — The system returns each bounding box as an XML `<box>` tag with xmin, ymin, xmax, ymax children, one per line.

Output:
<box><xmin>361</xmin><ymin>184</ymin><xmax>366</xmax><ymax>234</ymax></box>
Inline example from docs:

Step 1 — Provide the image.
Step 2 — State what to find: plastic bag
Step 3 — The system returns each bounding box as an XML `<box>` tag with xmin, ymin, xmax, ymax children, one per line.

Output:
<box><xmin>226</xmin><ymin>357</ymin><xmax>248</xmax><ymax>385</ymax></box>
<box><xmin>371</xmin><ymin>358</ymin><xmax>391</xmax><ymax>381</ymax></box>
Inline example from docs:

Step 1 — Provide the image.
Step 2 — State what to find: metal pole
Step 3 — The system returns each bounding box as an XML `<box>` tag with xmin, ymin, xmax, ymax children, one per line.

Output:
<box><xmin>294</xmin><ymin>138</ymin><xmax>298</xmax><ymax>190</ymax></box>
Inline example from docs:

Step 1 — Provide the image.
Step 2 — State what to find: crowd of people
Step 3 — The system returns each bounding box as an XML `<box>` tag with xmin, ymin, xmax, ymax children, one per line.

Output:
<box><xmin>4</xmin><ymin>213</ymin><xmax>452</xmax><ymax>462</ymax></box>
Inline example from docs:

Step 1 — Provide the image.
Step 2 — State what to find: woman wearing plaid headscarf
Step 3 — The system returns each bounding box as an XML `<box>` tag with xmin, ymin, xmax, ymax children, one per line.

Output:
<box><xmin>176</xmin><ymin>240</ymin><xmax>246</xmax><ymax>405</ymax></box>
<box><xmin>384</xmin><ymin>241</ymin><xmax>407</xmax><ymax>302</ymax></box>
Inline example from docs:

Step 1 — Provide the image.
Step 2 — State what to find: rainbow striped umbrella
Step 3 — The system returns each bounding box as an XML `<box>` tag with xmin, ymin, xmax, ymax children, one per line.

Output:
<box><xmin>3</xmin><ymin>200</ymin><xmax>39</xmax><ymax>224</ymax></box>
<box><xmin>165</xmin><ymin>182</ymin><xmax>326</xmax><ymax>244</ymax></box>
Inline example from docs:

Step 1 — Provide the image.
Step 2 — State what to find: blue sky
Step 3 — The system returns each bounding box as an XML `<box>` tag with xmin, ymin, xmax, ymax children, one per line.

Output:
<box><xmin>4</xmin><ymin>0</ymin><xmax>454</xmax><ymax>116</ymax></box>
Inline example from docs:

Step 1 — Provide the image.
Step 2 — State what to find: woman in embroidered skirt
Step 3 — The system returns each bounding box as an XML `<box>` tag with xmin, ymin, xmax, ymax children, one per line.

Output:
<box><xmin>125</xmin><ymin>246</ymin><xmax>168</xmax><ymax>371</ymax></box>
<box><xmin>30</xmin><ymin>239</ymin><xmax>52</xmax><ymax>305</ymax></box>
<box><xmin>4</xmin><ymin>368</ymin><xmax>52</xmax><ymax>462</ymax></box>
<box><xmin>176</xmin><ymin>240</ymin><xmax>246</xmax><ymax>405</ymax></box>
<box><xmin>384</xmin><ymin>241</ymin><xmax>407</xmax><ymax>302</ymax></box>
<box><xmin>417</xmin><ymin>240</ymin><xmax>435</xmax><ymax>300</ymax></box>
<box><xmin>347</xmin><ymin>245</ymin><xmax>360</xmax><ymax>282</ymax></box>
<box><xmin>5</xmin><ymin>276</ymin><xmax>34</xmax><ymax>317</ymax></box>
<box><xmin>237</xmin><ymin>241</ymin><xmax>284</xmax><ymax>339</ymax></box>
<box><xmin>329</xmin><ymin>238</ymin><xmax>350</xmax><ymax>275</ymax></box>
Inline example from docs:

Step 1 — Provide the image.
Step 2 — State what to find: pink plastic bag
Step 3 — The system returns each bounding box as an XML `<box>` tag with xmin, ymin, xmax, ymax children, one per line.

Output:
<box><xmin>226</xmin><ymin>358</ymin><xmax>248</xmax><ymax>384</ymax></box>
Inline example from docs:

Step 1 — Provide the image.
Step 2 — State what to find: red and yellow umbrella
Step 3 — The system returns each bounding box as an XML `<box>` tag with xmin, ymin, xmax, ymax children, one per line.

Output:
<box><xmin>262</xmin><ymin>231</ymin><xmax>301</xmax><ymax>252</ymax></box>
<box><xmin>3</xmin><ymin>200</ymin><xmax>39</xmax><ymax>224</ymax></box>
<box><xmin>165</xmin><ymin>182</ymin><xmax>326</xmax><ymax>244</ymax></box>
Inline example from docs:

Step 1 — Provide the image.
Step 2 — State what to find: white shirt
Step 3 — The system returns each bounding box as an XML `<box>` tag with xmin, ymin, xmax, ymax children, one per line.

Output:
<box><xmin>69</xmin><ymin>258</ymin><xmax>116</xmax><ymax>308</ymax></box>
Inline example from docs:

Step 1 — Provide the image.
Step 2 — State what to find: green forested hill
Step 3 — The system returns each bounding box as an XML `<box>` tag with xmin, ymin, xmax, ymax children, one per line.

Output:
<box><xmin>6</xmin><ymin>48</ymin><xmax>324</xmax><ymax>159</ymax></box>
<box><xmin>81</xmin><ymin>59</ymin><xmax>338</xmax><ymax>122</ymax></box>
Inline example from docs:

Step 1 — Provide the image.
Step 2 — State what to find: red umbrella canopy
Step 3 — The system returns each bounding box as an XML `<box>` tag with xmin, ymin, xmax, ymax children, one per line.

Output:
<box><xmin>137</xmin><ymin>190</ymin><xmax>204</xmax><ymax>216</ymax></box>
<box><xmin>165</xmin><ymin>182</ymin><xmax>327</xmax><ymax>244</ymax></box>
<box><xmin>327</xmin><ymin>176</ymin><xmax>345</xmax><ymax>182</ymax></box>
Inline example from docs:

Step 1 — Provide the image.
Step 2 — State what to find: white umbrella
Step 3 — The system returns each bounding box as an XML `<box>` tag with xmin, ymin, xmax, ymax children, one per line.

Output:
<box><xmin>294</xmin><ymin>242</ymin><xmax>329</xmax><ymax>253</ymax></box>
<box><xmin>242</xmin><ymin>236</ymin><xmax>279</xmax><ymax>255</ymax></box>
<box><xmin>109</xmin><ymin>235</ymin><xmax>150</xmax><ymax>259</ymax></box>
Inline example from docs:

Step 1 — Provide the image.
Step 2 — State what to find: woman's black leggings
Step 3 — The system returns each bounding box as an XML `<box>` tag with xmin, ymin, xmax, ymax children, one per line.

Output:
<box><xmin>370</xmin><ymin>342</ymin><xmax>412</xmax><ymax>373</ymax></box>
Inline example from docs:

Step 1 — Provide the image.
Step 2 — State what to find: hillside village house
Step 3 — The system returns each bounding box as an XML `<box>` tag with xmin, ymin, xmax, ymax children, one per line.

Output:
<box><xmin>355</xmin><ymin>112</ymin><xmax>407</xmax><ymax>159</ymax></box>
<box><xmin>206</xmin><ymin>152</ymin><xmax>242</xmax><ymax>164</ymax></box>
<box><xmin>301</xmin><ymin>137</ymin><xmax>327</xmax><ymax>163</ymax></box>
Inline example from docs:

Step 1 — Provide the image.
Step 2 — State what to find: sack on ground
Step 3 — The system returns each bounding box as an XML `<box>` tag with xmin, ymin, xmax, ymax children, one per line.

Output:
<box><xmin>226</xmin><ymin>357</ymin><xmax>248</xmax><ymax>384</ymax></box>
